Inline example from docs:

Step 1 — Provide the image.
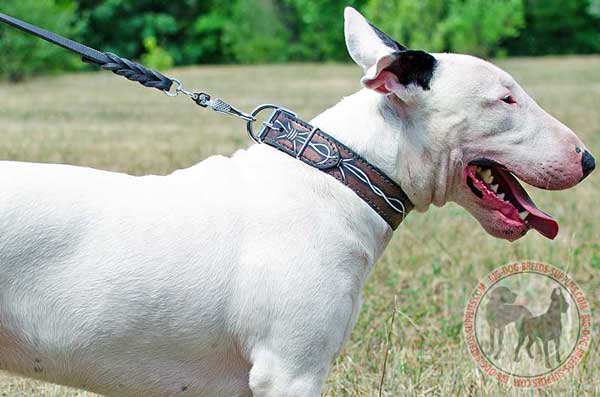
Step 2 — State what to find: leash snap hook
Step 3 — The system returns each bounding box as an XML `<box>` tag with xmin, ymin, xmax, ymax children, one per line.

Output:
<box><xmin>201</xmin><ymin>97</ymin><xmax>255</xmax><ymax>123</ymax></box>
<box><xmin>164</xmin><ymin>79</ymin><xmax>254</xmax><ymax>123</ymax></box>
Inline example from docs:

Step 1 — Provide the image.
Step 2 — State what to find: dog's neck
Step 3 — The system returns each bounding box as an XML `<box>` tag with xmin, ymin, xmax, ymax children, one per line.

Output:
<box><xmin>546</xmin><ymin>300</ymin><xmax>563</xmax><ymax>320</ymax></box>
<box><xmin>310</xmin><ymin>89</ymin><xmax>451</xmax><ymax>212</ymax></box>
<box><xmin>242</xmin><ymin>89</ymin><xmax>453</xmax><ymax>272</ymax></box>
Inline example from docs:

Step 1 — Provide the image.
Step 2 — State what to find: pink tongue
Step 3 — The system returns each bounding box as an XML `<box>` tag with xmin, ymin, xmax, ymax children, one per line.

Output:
<box><xmin>496</xmin><ymin>169</ymin><xmax>559</xmax><ymax>239</ymax></box>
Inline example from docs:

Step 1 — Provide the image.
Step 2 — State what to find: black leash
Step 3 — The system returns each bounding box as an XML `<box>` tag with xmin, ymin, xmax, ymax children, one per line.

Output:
<box><xmin>0</xmin><ymin>12</ymin><xmax>255</xmax><ymax>123</ymax></box>
<box><xmin>0</xmin><ymin>12</ymin><xmax>172</xmax><ymax>91</ymax></box>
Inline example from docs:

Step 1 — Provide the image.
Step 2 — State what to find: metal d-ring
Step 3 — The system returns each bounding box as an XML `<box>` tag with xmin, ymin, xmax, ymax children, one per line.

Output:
<box><xmin>246</xmin><ymin>104</ymin><xmax>298</xmax><ymax>143</ymax></box>
<box><xmin>163</xmin><ymin>78</ymin><xmax>199</xmax><ymax>100</ymax></box>
<box><xmin>163</xmin><ymin>78</ymin><xmax>182</xmax><ymax>97</ymax></box>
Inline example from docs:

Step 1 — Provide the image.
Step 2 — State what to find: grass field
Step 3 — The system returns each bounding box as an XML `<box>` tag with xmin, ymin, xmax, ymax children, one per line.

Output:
<box><xmin>0</xmin><ymin>56</ymin><xmax>598</xmax><ymax>396</ymax></box>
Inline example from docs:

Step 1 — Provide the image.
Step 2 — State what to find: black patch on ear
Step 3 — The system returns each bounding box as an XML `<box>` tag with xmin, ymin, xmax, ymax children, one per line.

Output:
<box><xmin>367</xmin><ymin>22</ymin><xmax>407</xmax><ymax>52</ymax></box>
<box><xmin>385</xmin><ymin>50</ymin><xmax>437</xmax><ymax>90</ymax></box>
<box><xmin>364</xmin><ymin>20</ymin><xmax>436</xmax><ymax>90</ymax></box>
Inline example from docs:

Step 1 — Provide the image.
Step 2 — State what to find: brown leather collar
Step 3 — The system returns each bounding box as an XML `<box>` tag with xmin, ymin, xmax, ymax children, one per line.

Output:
<box><xmin>255</xmin><ymin>108</ymin><xmax>413</xmax><ymax>229</ymax></box>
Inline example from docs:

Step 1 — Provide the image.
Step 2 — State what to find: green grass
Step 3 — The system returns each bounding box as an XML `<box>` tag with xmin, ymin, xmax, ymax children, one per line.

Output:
<box><xmin>0</xmin><ymin>57</ymin><xmax>599</xmax><ymax>396</ymax></box>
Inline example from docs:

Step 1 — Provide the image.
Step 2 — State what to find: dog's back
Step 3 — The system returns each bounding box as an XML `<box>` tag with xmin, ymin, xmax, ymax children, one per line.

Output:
<box><xmin>486</xmin><ymin>302</ymin><xmax>532</xmax><ymax>328</ymax></box>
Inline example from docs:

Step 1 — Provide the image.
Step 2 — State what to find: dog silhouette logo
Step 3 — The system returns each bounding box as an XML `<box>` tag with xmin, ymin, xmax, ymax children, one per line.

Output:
<box><xmin>514</xmin><ymin>287</ymin><xmax>569</xmax><ymax>369</ymax></box>
<box><xmin>485</xmin><ymin>286</ymin><xmax>532</xmax><ymax>360</ymax></box>
<box><xmin>463</xmin><ymin>261</ymin><xmax>591</xmax><ymax>388</ymax></box>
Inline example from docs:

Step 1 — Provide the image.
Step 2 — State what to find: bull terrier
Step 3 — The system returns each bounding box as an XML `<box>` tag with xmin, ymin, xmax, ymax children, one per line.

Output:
<box><xmin>0</xmin><ymin>7</ymin><xmax>594</xmax><ymax>397</ymax></box>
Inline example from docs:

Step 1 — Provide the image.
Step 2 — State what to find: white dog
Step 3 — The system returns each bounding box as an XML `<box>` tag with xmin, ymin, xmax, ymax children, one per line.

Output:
<box><xmin>0</xmin><ymin>7</ymin><xmax>594</xmax><ymax>397</ymax></box>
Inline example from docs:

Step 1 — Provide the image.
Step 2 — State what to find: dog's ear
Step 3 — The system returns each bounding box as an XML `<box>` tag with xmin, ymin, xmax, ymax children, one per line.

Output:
<box><xmin>344</xmin><ymin>7</ymin><xmax>437</xmax><ymax>96</ymax></box>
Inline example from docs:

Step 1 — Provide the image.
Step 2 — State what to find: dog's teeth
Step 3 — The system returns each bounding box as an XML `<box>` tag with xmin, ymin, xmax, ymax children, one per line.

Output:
<box><xmin>476</xmin><ymin>166</ymin><xmax>482</xmax><ymax>173</ymax></box>
<box><xmin>480</xmin><ymin>169</ymin><xmax>493</xmax><ymax>184</ymax></box>
<box><xmin>490</xmin><ymin>184</ymin><xmax>499</xmax><ymax>192</ymax></box>
<box><xmin>497</xmin><ymin>193</ymin><xmax>505</xmax><ymax>200</ymax></box>
<box><xmin>519</xmin><ymin>210</ymin><xmax>529</xmax><ymax>220</ymax></box>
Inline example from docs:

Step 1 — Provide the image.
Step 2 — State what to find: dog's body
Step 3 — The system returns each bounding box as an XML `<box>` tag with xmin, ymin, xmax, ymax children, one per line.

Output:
<box><xmin>0</xmin><ymin>8</ymin><xmax>595</xmax><ymax>397</ymax></box>
<box><xmin>0</xmin><ymin>139</ymin><xmax>384</xmax><ymax>396</ymax></box>
<box><xmin>485</xmin><ymin>287</ymin><xmax>532</xmax><ymax>359</ymax></box>
<box><xmin>0</xmin><ymin>90</ymin><xmax>393</xmax><ymax>396</ymax></box>
<box><xmin>514</xmin><ymin>288</ymin><xmax>569</xmax><ymax>368</ymax></box>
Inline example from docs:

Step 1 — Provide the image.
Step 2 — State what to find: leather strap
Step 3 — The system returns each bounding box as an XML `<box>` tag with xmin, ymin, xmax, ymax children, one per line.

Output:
<box><xmin>0</xmin><ymin>12</ymin><xmax>173</xmax><ymax>91</ymax></box>
<box><xmin>257</xmin><ymin>109</ymin><xmax>413</xmax><ymax>229</ymax></box>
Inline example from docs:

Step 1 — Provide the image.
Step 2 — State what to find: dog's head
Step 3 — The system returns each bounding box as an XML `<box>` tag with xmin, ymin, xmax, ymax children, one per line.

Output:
<box><xmin>344</xmin><ymin>8</ymin><xmax>595</xmax><ymax>241</ymax></box>
<box><xmin>551</xmin><ymin>288</ymin><xmax>569</xmax><ymax>313</ymax></box>
<box><xmin>488</xmin><ymin>286</ymin><xmax>517</xmax><ymax>304</ymax></box>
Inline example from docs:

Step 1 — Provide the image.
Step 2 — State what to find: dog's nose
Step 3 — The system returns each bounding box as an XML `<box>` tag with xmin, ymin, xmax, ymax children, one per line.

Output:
<box><xmin>581</xmin><ymin>150</ymin><xmax>595</xmax><ymax>180</ymax></box>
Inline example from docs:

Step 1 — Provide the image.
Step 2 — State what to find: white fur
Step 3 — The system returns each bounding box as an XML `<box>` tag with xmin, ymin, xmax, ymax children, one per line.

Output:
<box><xmin>0</xmin><ymin>7</ymin><xmax>590</xmax><ymax>397</ymax></box>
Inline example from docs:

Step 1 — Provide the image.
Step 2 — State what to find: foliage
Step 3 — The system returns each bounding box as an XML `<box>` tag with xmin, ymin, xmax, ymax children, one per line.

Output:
<box><xmin>222</xmin><ymin>0</ymin><xmax>290</xmax><ymax>63</ymax></box>
<box><xmin>280</xmin><ymin>0</ymin><xmax>367</xmax><ymax>61</ymax></box>
<box><xmin>76</xmin><ymin>0</ymin><xmax>234</xmax><ymax>64</ymax></box>
<box><xmin>439</xmin><ymin>0</ymin><xmax>525</xmax><ymax>57</ymax></box>
<box><xmin>77</xmin><ymin>0</ymin><xmax>183</xmax><ymax>62</ymax></box>
<box><xmin>504</xmin><ymin>0</ymin><xmax>600</xmax><ymax>55</ymax></box>
<box><xmin>0</xmin><ymin>0</ymin><xmax>84</xmax><ymax>82</ymax></box>
<box><xmin>184</xmin><ymin>5</ymin><xmax>229</xmax><ymax>64</ymax></box>
<box><xmin>366</xmin><ymin>0</ymin><xmax>524</xmax><ymax>57</ymax></box>
<box><xmin>0</xmin><ymin>0</ymin><xmax>599</xmax><ymax>81</ymax></box>
<box><xmin>220</xmin><ymin>0</ymin><xmax>367</xmax><ymax>63</ymax></box>
<box><xmin>365</xmin><ymin>0</ymin><xmax>448</xmax><ymax>52</ymax></box>
<box><xmin>591</xmin><ymin>0</ymin><xmax>600</xmax><ymax>16</ymax></box>
<box><xmin>141</xmin><ymin>37</ymin><xmax>174</xmax><ymax>71</ymax></box>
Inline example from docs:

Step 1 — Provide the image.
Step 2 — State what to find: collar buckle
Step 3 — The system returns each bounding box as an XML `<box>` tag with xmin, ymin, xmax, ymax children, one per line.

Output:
<box><xmin>246</xmin><ymin>105</ymin><xmax>298</xmax><ymax>143</ymax></box>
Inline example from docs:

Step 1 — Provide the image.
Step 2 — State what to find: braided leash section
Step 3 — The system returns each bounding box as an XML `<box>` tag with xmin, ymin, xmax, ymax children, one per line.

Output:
<box><xmin>100</xmin><ymin>53</ymin><xmax>173</xmax><ymax>92</ymax></box>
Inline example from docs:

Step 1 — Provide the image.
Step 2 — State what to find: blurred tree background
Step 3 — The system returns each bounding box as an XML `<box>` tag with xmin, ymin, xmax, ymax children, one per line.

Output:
<box><xmin>1</xmin><ymin>0</ymin><xmax>599</xmax><ymax>81</ymax></box>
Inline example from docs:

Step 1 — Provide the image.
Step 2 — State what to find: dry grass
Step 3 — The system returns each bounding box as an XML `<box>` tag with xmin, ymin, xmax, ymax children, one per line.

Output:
<box><xmin>0</xmin><ymin>57</ymin><xmax>599</xmax><ymax>396</ymax></box>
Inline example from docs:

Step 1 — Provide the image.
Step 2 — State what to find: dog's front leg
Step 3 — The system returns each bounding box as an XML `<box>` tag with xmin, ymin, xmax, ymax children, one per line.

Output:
<box><xmin>525</xmin><ymin>335</ymin><xmax>535</xmax><ymax>359</ymax></box>
<box><xmin>243</xmin><ymin>290</ymin><xmax>357</xmax><ymax>397</ymax></box>
<box><xmin>542</xmin><ymin>340</ymin><xmax>552</xmax><ymax>368</ymax></box>
<box><xmin>248</xmin><ymin>349</ymin><xmax>327</xmax><ymax>397</ymax></box>
<box><xmin>493</xmin><ymin>329</ymin><xmax>504</xmax><ymax>359</ymax></box>
<box><xmin>514</xmin><ymin>330</ymin><xmax>526</xmax><ymax>362</ymax></box>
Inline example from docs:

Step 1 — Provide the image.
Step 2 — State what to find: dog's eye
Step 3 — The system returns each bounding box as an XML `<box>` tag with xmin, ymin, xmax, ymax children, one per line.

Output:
<box><xmin>501</xmin><ymin>94</ymin><xmax>516</xmax><ymax>104</ymax></box>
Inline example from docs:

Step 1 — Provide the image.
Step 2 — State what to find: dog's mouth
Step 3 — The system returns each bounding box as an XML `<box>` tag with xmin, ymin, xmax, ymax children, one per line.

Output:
<box><xmin>465</xmin><ymin>159</ymin><xmax>558</xmax><ymax>239</ymax></box>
